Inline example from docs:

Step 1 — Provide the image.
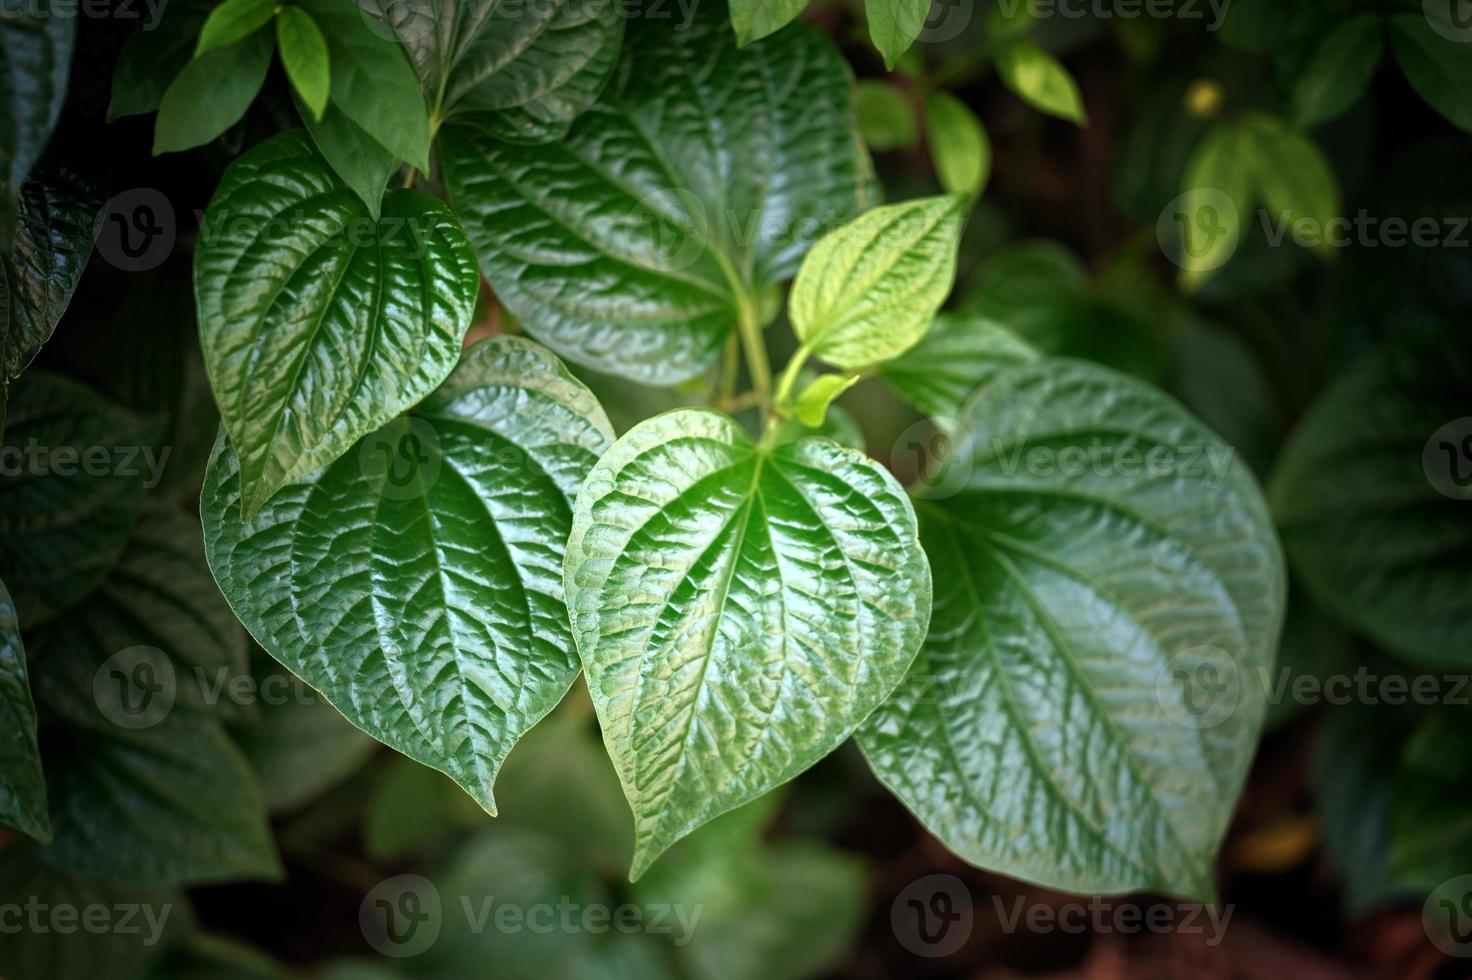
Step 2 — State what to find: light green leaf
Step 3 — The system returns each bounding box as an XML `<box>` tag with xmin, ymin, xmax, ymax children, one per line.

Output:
<box><xmin>790</xmin><ymin>195</ymin><xmax>964</xmax><ymax>370</ymax></box>
<box><xmin>153</xmin><ymin>28</ymin><xmax>273</xmax><ymax>154</ymax></box>
<box><xmin>855</xmin><ymin>80</ymin><xmax>917</xmax><ymax>151</ymax></box>
<box><xmin>730</xmin><ymin>0</ymin><xmax>810</xmax><ymax>46</ymax></box>
<box><xmin>0</xmin><ymin>0</ymin><xmax>74</xmax><ymax>248</ymax></box>
<box><xmin>1269</xmin><ymin>337</ymin><xmax>1472</xmax><ymax>667</ymax></box>
<box><xmin>195</xmin><ymin>0</ymin><xmax>275</xmax><ymax>55</ymax></box>
<box><xmin>277</xmin><ymin>6</ymin><xmax>331</xmax><ymax>121</ymax></box>
<box><xmin>108</xmin><ymin>0</ymin><xmax>214</xmax><ymax>121</ymax></box>
<box><xmin>790</xmin><ymin>373</ymin><xmax>859</xmax><ymax>427</ymax></box>
<box><xmin>879</xmin><ymin>313</ymin><xmax>1037</xmax><ymax>420</ymax></box>
<box><xmin>1241</xmin><ymin>112</ymin><xmax>1340</xmax><ymax>258</ymax></box>
<box><xmin>860</xmin><ymin>358</ymin><xmax>1286</xmax><ymax>901</ymax></box>
<box><xmin>441</xmin><ymin>4</ymin><xmax>867</xmax><ymax>384</ymax></box>
<box><xmin>1289</xmin><ymin>14</ymin><xmax>1384</xmax><ymax>129</ymax></box>
<box><xmin>1390</xmin><ymin>12</ymin><xmax>1472</xmax><ymax>134</ymax></box>
<box><xmin>865</xmin><ymin>0</ymin><xmax>930</xmax><ymax>69</ymax></box>
<box><xmin>924</xmin><ymin>91</ymin><xmax>991</xmax><ymax>198</ymax></box>
<box><xmin>996</xmin><ymin>39</ymin><xmax>1087</xmax><ymax>124</ymax></box>
<box><xmin>194</xmin><ymin>130</ymin><xmax>477</xmax><ymax>518</ymax></box>
<box><xmin>566</xmin><ymin>408</ymin><xmax>931</xmax><ymax>878</ymax></box>
<box><xmin>1174</xmin><ymin>118</ymin><xmax>1252</xmax><ymax>291</ymax></box>
<box><xmin>0</xmin><ymin>577</ymin><xmax>48</xmax><ymax>842</ymax></box>
<box><xmin>202</xmin><ymin>337</ymin><xmax>614</xmax><ymax>814</ymax></box>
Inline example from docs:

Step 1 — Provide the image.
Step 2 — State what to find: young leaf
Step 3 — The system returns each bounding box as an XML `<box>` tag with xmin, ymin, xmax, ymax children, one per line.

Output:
<box><xmin>293</xmin><ymin>94</ymin><xmax>397</xmax><ymax>218</ymax></box>
<box><xmin>277</xmin><ymin>6</ymin><xmax>331</xmax><ymax>121</ymax></box>
<box><xmin>194</xmin><ymin>130</ymin><xmax>477</xmax><ymax>518</ymax></box>
<box><xmin>996</xmin><ymin>39</ymin><xmax>1087</xmax><ymax>124</ymax></box>
<box><xmin>202</xmin><ymin>337</ymin><xmax>615</xmax><ymax>815</ymax></box>
<box><xmin>730</xmin><ymin>0</ymin><xmax>810</xmax><ymax>46</ymax></box>
<box><xmin>108</xmin><ymin>0</ymin><xmax>214</xmax><ymax>121</ymax></box>
<box><xmin>865</xmin><ymin>0</ymin><xmax>930</xmax><ymax>70</ymax></box>
<box><xmin>1288</xmin><ymin>14</ymin><xmax>1384</xmax><ymax>129</ymax></box>
<box><xmin>153</xmin><ymin>28</ymin><xmax>274</xmax><ymax>154</ymax></box>
<box><xmin>789</xmin><ymin>195</ymin><xmax>965</xmax><ymax>370</ymax></box>
<box><xmin>1389</xmin><ymin>13</ymin><xmax>1472</xmax><ymax>134</ymax></box>
<box><xmin>1241</xmin><ymin>112</ymin><xmax>1340</xmax><ymax>258</ymax></box>
<box><xmin>0</xmin><ymin>578</ymin><xmax>48</xmax><ymax>843</ymax></box>
<box><xmin>791</xmin><ymin>373</ymin><xmax>859</xmax><ymax>427</ymax></box>
<box><xmin>0</xmin><ymin>0</ymin><xmax>74</xmax><ymax>249</ymax></box>
<box><xmin>855</xmin><ymin>80</ymin><xmax>917</xmax><ymax>151</ymax></box>
<box><xmin>924</xmin><ymin>91</ymin><xmax>991</xmax><ymax>198</ymax></box>
<box><xmin>1174</xmin><ymin>118</ymin><xmax>1252</xmax><ymax>290</ymax></box>
<box><xmin>565</xmin><ymin>409</ymin><xmax>931</xmax><ymax>878</ymax></box>
<box><xmin>860</xmin><ymin>358</ymin><xmax>1285</xmax><ymax>901</ymax></box>
<box><xmin>879</xmin><ymin>313</ymin><xmax>1037</xmax><ymax>420</ymax></box>
<box><xmin>195</xmin><ymin>0</ymin><xmax>275</xmax><ymax>56</ymax></box>
<box><xmin>442</xmin><ymin>5</ymin><xmax>868</xmax><ymax>383</ymax></box>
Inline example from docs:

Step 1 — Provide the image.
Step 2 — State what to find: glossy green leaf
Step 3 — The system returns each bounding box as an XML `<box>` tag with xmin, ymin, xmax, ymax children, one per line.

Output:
<box><xmin>790</xmin><ymin>195</ymin><xmax>964</xmax><ymax>370</ymax></box>
<box><xmin>195</xmin><ymin>0</ymin><xmax>275</xmax><ymax>56</ymax></box>
<box><xmin>860</xmin><ymin>358</ymin><xmax>1286</xmax><ymax>900</ymax></box>
<box><xmin>566</xmin><ymin>408</ymin><xmax>931</xmax><ymax>878</ymax></box>
<box><xmin>277</xmin><ymin>6</ymin><xmax>331</xmax><ymax>121</ymax></box>
<box><xmin>153</xmin><ymin>29</ymin><xmax>274</xmax><ymax>154</ymax></box>
<box><xmin>0</xmin><ymin>577</ymin><xmax>48</xmax><ymax>842</ymax></box>
<box><xmin>997</xmin><ymin>39</ymin><xmax>1087</xmax><ymax>124</ymax></box>
<box><xmin>925</xmin><ymin>91</ymin><xmax>991</xmax><ymax>198</ymax></box>
<box><xmin>1390</xmin><ymin>12</ymin><xmax>1472</xmax><ymax>134</ymax></box>
<box><xmin>202</xmin><ymin>337</ymin><xmax>614</xmax><ymax>814</ymax></box>
<box><xmin>855</xmin><ymin>80</ymin><xmax>917</xmax><ymax>151</ymax></box>
<box><xmin>108</xmin><ymin>0</ymin><xmax>214</xmax><ymax>121</ymax></box>
<box><xmin>865</xmin><ymin>0</ymin><xmax>929</xmax><ymax>70</ymax></box>
<box><xmin>194</xmin><ymin>130</ymin><xmax>478</xmax><ymax>518</ymax></box>
<box><xmin>791</xmin><ymin>373</ymin><xmax>859</xmax><ymax>427</ymax></box>
<box><xmin>1289</xmin><ymin>14</ymin><xmax>1384</xmax><ymax>129</ymax></box>
<box><xmin>294</xmin><ymin>96</ymin><xmax>397</xmax><ymax>218</ymax></box>
<box><xmin>1269</xmin><ymin>338</ymin><xmax>1472</xmax><ymax>667</ymax></box>
<box><xmin>0</xmin><ymin>0</ymin><xmax>74</xmax><ymax>249</ymax></box>
<box><xmin>730</xmin><ymin>0</ymin><xmax>809</xmax><ymax>47</ymax></box>
<box><xmin>879</xmin><ymin>313</ymin><xmax>1038</xmax><ymax>421</ymax></box>
<box><xmin>0</xmin><ymin>373</ymin><xmax>158</xmax><ymax>627</ymax></box>
<box><xmin>441</xmin><ymin>4</ymin><xmax>868</xmax><ymax>383</ymax></box>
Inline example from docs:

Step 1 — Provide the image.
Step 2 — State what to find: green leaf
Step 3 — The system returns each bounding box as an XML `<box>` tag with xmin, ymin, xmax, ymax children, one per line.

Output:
<box><xmin>1390</xmin><ymin>12</ymin><xmax>1472</xmax><ymax>133</ymax></box>
<box><xmin>879</xmin><ymin>313</ymin><xmax>1038</xmax><ymax>420</ymax></box>
<box><xmin>202</xmin><ymin>337</ymin><xmax>614</xmax><ymax>814</ymax></box>
<box><xmin>0</xmin><ymin>0</ymin><xmax>73</xmax><ymax>249</ymax></box>
<box><xmin>996</xmin><ymin>39</ymin><xmax>1087</xmax><ymax>124</ymax></box>
<box><xmin>294</xmin><ymin>96</ymin><xmax>397</xmax><ymax>218</ymax></box>
<box><xmin>38</xmin><ymin>717</ymin><xmax>283</xmax><ymax>887</ymax></box>
<box><xmin>730</xmin><ymin>0</ymin><xmax>809</xmax><ymax>46</ymax></box>
<box><xmin>1241</xmin><ymin>112</ymin><xmax>1340</xmax><ymax>258</ymax></box>
<box><xmin>860</xmin><ymin>358</ymin><xmax>1286</xmax><ymax>900</ymax></box>
<box><xmin>195</xmin><ymin>0</ymin><xmax>275</xmax><ymax>56</ymax></box>
<box><xmin>1289</xmin><ymin>14</ymin><xmax>1384</xmax><ymax>129</ymax></box>
<box><xmin>441</xmin><ymin>4</ymin><xmax>868</xmax><ymax>384</ymax></box>
<box><xmin>790</xmin><ymin>373</ymin><xmax>859</xmax><ymax>427</ymax></box>
<box><xmin>566</xmin><ymin>408</ymin><xmax>931</xmax><ymax>878</ymax></box>
<box><xmin>865</xmin><ymin>0</ymin><xmax>929</xmax><ymax>70</ymax></box>
<box><xmin>277</xmin><ymin>6</ymin><xmax>331</xmax><ymax>121</ymax></box>
<box><xmin>194</xmin><ymin>130</ymin><xmax>478</xmax><ymax>518</ymax></box>
<box><xmin>1174</xmin><ymin>118</ymin><xmax>1252</xmax><ymax>290</ymax></box>
<box><xmin>0</xmin><ymin>373</ymin><xmax>158</xmax><ymax>628</ymax></box>
<box><xmin>108</xmin><ymin>0</ymin><xmax>215</xmax><ymax>121</ymax></box>
<box><xmin>1</xmin><ymin>167</ymin><xmax>103</xmax><ymax>427</ymax></box>
<box><xmin>153</xmin><ymin>28</ymin><xmax>274</xmax><ymax>154</ymax></box>
<box><xmin>1389</xmin><ymin>709</ymin><xmax>1472</xmax><ymax>891</ymax></box>
<box><xmin>1269</xmin><ymin>338</ymin><xmax>1472</xmax><ymax>667</ymax></box>
<box><xmin>924</xmin><ymin>91</ymin><xmax>991</xmax><ymax>198</ymax></box>
<box><xmin>855</xmin><ymin>80</ymin><xmax>917</xmax><ymax>152</ymax></box>
<box><xmin>300</xmin><ymin>0</ymin><xmax>432</xmax><ymax>171</ymax></box>
<box><xmin>362</xmin><ymin>756</ymin><xmax>458</xmax><ymax>860</ymax></box>
<box><xmin>0</xmin><ymin>577</ymin><xmax>48</xmax><ymax>842</ymax></box>
<box><xmin>790</xmin><ymin>195</ymin><xmax>965</xmax><ymax>370</ymax></box>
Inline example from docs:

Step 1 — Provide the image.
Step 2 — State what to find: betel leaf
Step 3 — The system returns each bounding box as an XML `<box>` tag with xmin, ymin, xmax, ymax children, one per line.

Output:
<box><xmin>108</xmin><ymin>0</ymin><xmax>214</xmax><ymax>121</ymax></box>
<box><xmin>879</xmin><ymin>314</ymin><xmax>1038</xmax><ymax>421</ymax></box>
<box><xmin>1269</xmin><ymin>337</ymin><xmax>1472</xmax><ymax>667</ymax></box>
<box><xmin>730</xmin><ymin>0</ymin><xmax>809</xmax><ymax>47</ymax></box>
<box><xmin>0</xmin><ymin>0</ymin><xmax>74</xmax><ymax>249</ymax></box>
<box><xmin>865</xmin><ymin>0</ymin><xmax>929</xmax><ymax>70</ymax></box>
<box><xmin>195</xmin><ymin>0</ymin><xmax>276</xmax><ymax>57</ymax></box>
<box><xmin>0</xmin><ymin>577</ymin><xmax>48</xmax><ymax>842</ymax></box>
<box><xmin>194</xmin><ymin>130</ymin><xmax>477</xmax><ymax>519</ymax></box>
<box><xmin>1288</xmin><ymin>14</ymin><xmax>1383</xmax><ymax>130</ymax></box>
<box><xmin>441</xmin><ymin>2</ymin><xmax>868</xmax><ymax>384</ymax></box>
<box><xmin>372</xmin><ymin>0</ymin><xmax>624</xmax><ymax>143</ymax></box>
<box><xmin>996</xmin><ymin>39</ymin><xmax>1087</xmax><ymax>124</ymax></box>
<box><xmin>294</xmin><ymin>96</ymin><xmax>397</xmax><ymax>218</ymax></box>
<box><xmin>277</xmin><ymin>6</ymin><xmax>331</xmax><ymax>121</ymax></box>
<box><xmin>924</xmin><ymin>91</ymin><xmax>991</xmax><ymax>199</ymax></box>
<box><xmin>565</xmin><ymin>408</ymin><xmax>931</xmax><ymax>878</ymax></box>
<box><xmin>860</xmin><ymin>358</ymin><xmax>1285</xmax><ymax>900</ymax></box>
<box><xmin>1390</xmin><ymin>12</ymin><xmax>1472</xmax><ymax>134</ymax></box>
<box><xmin>789</xmin><ymin>195</ymin><xmax>964</xmax><ymax>370</ymax></box>
<box><xmin>153</xmin><ymin>27</ymin><xmax>274</xmax><ymax>154</ymax></box>
<box><xmin>1</xmin><ymin>167</ymin><xmax>103</xmax><ymax>426</ymax></box>
<box><xmin>202</xmin><ymin>337</ymin><xmax>614</xmax><ymax>814</ymax></box>
<box><xmin>0</xmin><ymin>373</ymin><xmax>158</xmax><ymax>628</ymax></box>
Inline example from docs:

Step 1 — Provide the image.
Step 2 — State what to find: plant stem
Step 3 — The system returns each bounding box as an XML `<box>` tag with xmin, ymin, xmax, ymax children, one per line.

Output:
<box><xmin>734</xmin><ymin>292</ymin><xmax>772</xmax><ymax>423</ymax></box>
<box><xmin>772</xmin><ymin>343</ymin><xmax>811</xmax><ymax>411</ymax></box>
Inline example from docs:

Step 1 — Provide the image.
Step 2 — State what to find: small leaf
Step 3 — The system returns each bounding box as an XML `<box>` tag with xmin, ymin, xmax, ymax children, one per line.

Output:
<box><xmin>195</xmin><ymin>0</ymin><xmax>276</xmax><ymax>56</ymax></box>
<box><xmin>855</xmin><ymin>80</ymin><xmax>917</xmax><ymax>151</ymax></box>
<box><xmin>202</xmin><ymin>337</ymin><xmax>615</xmax><ymax>814</ymax></box>
<box><xmin>277</xmin><ymin>6</ymin><xmax>331</xmax><ymax>121</ymax></box>
<box><xmin>1390</xmin><ymin>12</ymin><xmax>1472</xmax><ymax>134</ymax></box>
<box><xmin>865</xmin><ymin>0</ymin><xmax>930</xmax><ymax>69</ymax></box>
<box><xmin>791</xmin><ymin>373</ymin><xmax>859</xmax><ymax>427</ymax></box>
<box><xmin>1241</xmin><ymin>112</ymin><xmax>1340</xmax><ymax>259</ymax></box>
<box><xmin>108</xmin><ymin>0</ymin><xmax>214</xmax><ymax>121</ymax></box>
<box><xmin>0</xmin><ymin>0</ymin><xmax>74</xmax><ymax>248</ymax></box>
<box><xmin>566</xmin><ymin>409</ymin><xmax>931</xmax><ymax>878</ymax></box>
<box><xmin>294</xmin><ymin>95</ymin><xmax>397</xmax><ymax>218</ymax></box>
<box><xmin>0</xmin><ymin>578</ymin><xmax>48</xmax><ymax>843</ymax></box>
<box><xmin>924</xmin><ymin>91</ymin><xmax>991</xmax><ymax>198</ymax></box>
<box><xmin>194</xmin><ymin>130</ymin><xmax>478</xmax><ymax>518</ymax></box>
<box><xmin>1174</xmin><ymin>118</ymin><xmax>1252</xmax><ymax>291</ymax></box>
<box><xmin>153</xmin><ymin>28</ymin><xmax>274</xmax><ymax>154</ymax></box>
<box><xmin>879</xmin><ymin>313</ymin><xmax>1037</xmax><ymax>420</ymax></box>
<box><xmin>730</xmin><ymin>0</ymin><xmax>810</xmax><ymax>46</ymax></box>
<box><xmin>1288</xmin><ymin>14</ymin><xmax>1384</xmax><ymax>129</ymax></box>
<box><xmin>790</xmin><ymin>195</ymin><xmax>965</xmax><ymax>370</ymax></box>
<box><xmin>996</xmin><ymin>39</ymin><xmax>1087</xmax><ymax>124</ymax></box>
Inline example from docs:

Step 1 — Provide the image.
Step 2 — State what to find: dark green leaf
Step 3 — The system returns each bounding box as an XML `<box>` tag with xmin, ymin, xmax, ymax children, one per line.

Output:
<box><xmin>153</xmin><ymin>29</ymin><xmax>274</xmax><ymax>154</ymax></box>
<box><xmin>0</xmin><ymin>576</ymin><xmax>48</xmax><ymax>842</ymax></box>
<box><xmin>1390</xmin><ymin>12</ymin><xmax>1472</xmax><ymax>133</ymax></box>
<box><xmin>195</xmin><ymin>0</ymin><xmax>276</xmax><ymax>56</ymax></box>
<box><xmin>362</xmin><ymin>755</ymin><xmax>458</xmax><ymax>860</ymax></box>
<box><xmin>879</xmin><ymin>313</ymin><xmax>1038</xmax><ymax>421</ymax></box>
<box><xmin>294</xmin><ymin>96</ymin><xmax>397</xmax><ymax>218</ymax></box>
<box><xmin>107</xmin><ymin>0</ymin><xmax>215</xmax><ymax>121</ymax></box>
<box><xmin>0</xmin><ymin>0</ymin><xmax>74</xmax><ymax>249</ymax></box>
<box><xmin>277</xmin><ymin>6</ymin><xmax>331</xmax><ymax>121</ymax></box>
<box><xmin>1390</xmin><ymin>708</ymin><xmax>1472</xmax><ymax>891</ymax></box>
<box><xmin>1288</xmin><ymin>14</ymin><xmax>1384</xmax><ymax>129</ymax></box>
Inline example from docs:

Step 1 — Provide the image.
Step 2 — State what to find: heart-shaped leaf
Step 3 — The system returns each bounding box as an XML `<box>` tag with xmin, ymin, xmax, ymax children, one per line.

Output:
<box><xmin>0</xmin><ymin>0</ymin><xmax>74</xmax><ymax>248</ymax></box>
<box><xmin>202</xmin><ymin>337</ymin><xmax>614</xmax><ymax>813</ymax></box>
<box><xmin>879</xmin><ymin>314</ymin><xmax>1038</xmax><ymax>421</ymax></box>
<box><xmin>859</xmin><ymin>358</ymin><xmax>1285</xmax><ymax>901</ymax></box>
<box><xmin>565</xmin><ymin>409</ymin><xmax>931</xmax><ymax>878</ymax></box>
<box><xmin>195</xmin><ymin>130</ymin><xmax>478</xmax><ymax>519</ymax></box>
<box><xmin>441</xmin><ymin>2</ymin><xmax>869</xmax><ymax>383</ymax></box>
<box><xmin>0</xmin><ymin>577</ymin><xmax>48</xmax><ymax>842</ymax></box>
